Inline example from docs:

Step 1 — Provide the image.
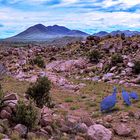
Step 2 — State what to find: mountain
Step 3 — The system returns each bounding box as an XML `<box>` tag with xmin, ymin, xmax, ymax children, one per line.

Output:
<box><xmin>93</xmin><ymin>30</ymin><xmax>140</xmax><ymax>37</ymax></box>
<box><xmin>110</xmin><ymin>30</ymin><xmax>140</xmax><ymax>37</ymax></box>
<box><xmin>5</xmin><ymin>24</ymin><xmax>89</xmax><ymax>41</ymax></box>
<box><xmin>93</xmin><ymin>31</ymin><xmax>108</xmax><ymax>37</ymax></box>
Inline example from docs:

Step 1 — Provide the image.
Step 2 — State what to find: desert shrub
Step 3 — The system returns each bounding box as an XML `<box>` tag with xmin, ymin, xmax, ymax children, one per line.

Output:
<box><xmin>64</xmin><ymin>97</ymin><xmax>73</xmax><ymax>102</ymax></box>
<box><xmin>13</xmin><ymin>100</ymin><xmax>38</xmax><ymax>129</ymax></box>
<box><xmin>111</xmin><ymin>54</ymin><xmax>123</xmax><ymax>66</ymax></box>
<box><xmin>88</xmin><ymin>50</ymin><xmax>101</xmax><ymax>63</ymax></box>
<box><xmin>133</xmin><ymin>60</ymin><xmax>140</xmax><ymax>74</ymax></box>
<box><xmin>30</xmin><ymin>56</ymin><xmax>45</xmax><ymax>68</ymax></box>
<box><xmin>26</xmin><ymin>77</ymin><xmax>52</xmax><ymax>108</ymax></box>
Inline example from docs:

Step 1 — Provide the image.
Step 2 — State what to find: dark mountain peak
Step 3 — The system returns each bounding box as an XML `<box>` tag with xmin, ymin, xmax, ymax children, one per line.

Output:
<box><xmin>93</xmin><ymin>31</ymin><xmax>108</xmax><ymax>37</ymax></box>
<box><xmin>30</xmin><ymin>24</ymin><xmax>47</xmax><ymax>31</ymax></box>
<box><xmin>33</xmin><ymin>23</ymin><xmax>46</xmax><ymax>28</ymax></box>
<box><xmin>52</xmin><ymin>24</ymin><xmax>60</xmax><ymax>27</ymax></box>
<box><xmin>5</xmin><ymin>24</ymin><xmax>89</xmax><ymax>41</ymax></box>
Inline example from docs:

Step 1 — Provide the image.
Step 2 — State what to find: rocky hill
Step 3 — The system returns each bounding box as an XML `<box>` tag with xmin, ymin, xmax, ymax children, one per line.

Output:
<box><xmin>0</xmin><ymin>34</ymin><xmax>140</xmax><ymax>139</ymax></box>
<box><xmin>93</xmin><ymin>30</ymin><xmax>140</xmax><ymax>37</ymax></box>
<box><xmin>4</xmin><ymin>24</ymin><xmax>89</xmax><ymax>42</ymax></box>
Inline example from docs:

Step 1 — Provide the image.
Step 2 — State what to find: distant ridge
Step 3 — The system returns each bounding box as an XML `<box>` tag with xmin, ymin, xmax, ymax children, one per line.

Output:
<box><xmin>93</xmin><ymin>30</ymin><xmax>140</xmax><ymax>37</ymax></box>
<box><xmin>5</xmin><ymin>24</ymin><xmax>89</xmax><ymax>41</ymax></box>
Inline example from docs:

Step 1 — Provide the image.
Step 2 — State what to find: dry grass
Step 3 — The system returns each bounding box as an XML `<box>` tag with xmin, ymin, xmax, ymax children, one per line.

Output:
<box><xmin>0</xmin><ymin>76</ymin><xmax>140</xmax><ymax>118</ymax></box>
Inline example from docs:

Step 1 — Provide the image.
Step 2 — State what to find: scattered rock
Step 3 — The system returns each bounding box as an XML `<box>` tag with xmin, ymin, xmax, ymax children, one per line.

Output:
<box><xmin>104</xmin><ymin>115</ymin><xmax>113</xmax><ymax>123</ymax></box>
<box><xmin>127</xmin><ymin>62</ymin><xmax>134</xmax><ymax>68</ymax></box>
<box><xmin>0</xmin><ymin>110</ymin><xmax>11</xmax><ymax>119</ymax></box>
<box><xmin>113</xmin><ymin>123</ymin><xmax>131</xmax><ymax>136</ymax></box>
<box><xmin>14</xmin><ymin>124</ymin><xmax>27</xmax><ymax>136</ymax></box>
<box><xmin>75</xmin><ymin>123</ymin><xmax>88</xmax><ymax>133</ymax></box>
<box><xmin>87</xmin><ymin>124</ymin><xmax>112</xmax><ymax>140</ymax></box>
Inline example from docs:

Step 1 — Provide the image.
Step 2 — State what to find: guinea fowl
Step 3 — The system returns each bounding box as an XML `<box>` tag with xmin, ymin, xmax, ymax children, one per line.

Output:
<box><xmin>129</xmin><ymin>92</ymin><xmax>139</xmax><ymax>100</ymax></box>
<box><xmin>100</xmin><ymin>87</ymin><xmax>117</xmax><ymax>112</ymax></box>
<box><xmin>122</xmin><ymin>89</ymin><xmax>131</xmax><ymax>106</ymax></box>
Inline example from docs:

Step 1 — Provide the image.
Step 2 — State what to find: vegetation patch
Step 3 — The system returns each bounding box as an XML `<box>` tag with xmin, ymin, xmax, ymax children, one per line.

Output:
<box><xmin>26</xmin><ymin>76</ymin><xmax>53</xmax><ymax>108</ymax></box>
<box><xmin>13</xmin><ymin>100</ymin><xmax>38</xmax><ymax>129</ymax></box>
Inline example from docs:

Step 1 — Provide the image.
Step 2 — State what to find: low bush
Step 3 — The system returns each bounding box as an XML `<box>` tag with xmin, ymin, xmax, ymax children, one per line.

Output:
<box><xmin>88</xmin><ymin>50</ymin><xmax>101</xmax><ymax>63</ymax></box>
<box><xmin>30</xmin><ymin>56</ymin><xmax>45</xmax><ymax>68</ymax></box>
<box><xmin>26</xmin><ymin>77</ymin><xmax>52</xmax><ymax>108</ymax></box>
<box><xmin>13</xmin><ymin>100</ymin><xmax>38</xmax><ymax>129</ymax></box>
<box><xmin>111</xmin><ymin>54</ymin><xmax>123</xmax><ymax>66</ymax></box>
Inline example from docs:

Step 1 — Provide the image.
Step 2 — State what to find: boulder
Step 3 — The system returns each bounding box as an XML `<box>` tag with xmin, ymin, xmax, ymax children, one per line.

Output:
<box><xmin>14</xmin><ymin>124</ymin><xmax>27</xmax><ymax>136</ymax></box>
<box><xmin>66</xmin><ymin>115</ymin><xmax>80</xmax><ymax>128</ymax></box>
<box><xmin>87</xmin><ymin>124</ymin><xmax>112</xmax><ymax>140</ymax></box>
<box><xmin>2</xmin><ymin>106</ymin><xmax>12</xmax><ymax>114</ymax></box>
<box><xmin>0</xmin><ymin>110</ymin><xmax>11</xmax><ymax>119</ymax></box>
<box><xmin>75</xmin><ymin>123</ymin><xmax>88</xmax><ymax>133</ymax></box>
<box><xmin>127</xmin><ymin>62</ymin><xmax>134</xmax><ymax>67</ymax></box>
<box><xmin>113</xmin><ymin>123</ymin><xmax>131</xmax><ymax>136</ymax></box>
<box><xmin>40</xmin><ymin>116</ymin><xmax>53</xmax><ymax>126</ymax></box>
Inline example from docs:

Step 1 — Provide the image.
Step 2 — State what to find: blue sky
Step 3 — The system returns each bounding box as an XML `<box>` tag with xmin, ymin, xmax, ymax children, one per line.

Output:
<box><xmin>0</xmin><ymin>0</ymin><xmax>140</xmax><ymax>38</ymax></box>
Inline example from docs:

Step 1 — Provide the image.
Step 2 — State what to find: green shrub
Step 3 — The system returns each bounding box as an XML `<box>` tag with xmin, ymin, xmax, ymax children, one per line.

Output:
<box><xmin>26</xmin><ymin>77</ymin><xmax>52</xmax><ymax>108</ymax></box>
<box><xmin>111</xmin><ymin>54</ymin><xmax>123</xmax><ymax>66</ymax></box>
<box><xmin>88</xmin><ymin>50</ymin><xmax>101</xmax><ymax>63</ymax></box>
<box><xmin>13</xmin><ymin>100</ymin><xmax>38</xmax><ymax>129</ymax></box>
<box><xmin>64</xmin><ymin>97</ymin><xmax>73</xmax><ymax>102</ymax></box>
<box><xmin>30</xmin><ymin>56</ymin><xmax>45</xmax><ymax>68</ymax></box>
<box><xmin>133</xmin><ymin>60</ymin><xmax>140</xmax><ymax>74</ymax></box>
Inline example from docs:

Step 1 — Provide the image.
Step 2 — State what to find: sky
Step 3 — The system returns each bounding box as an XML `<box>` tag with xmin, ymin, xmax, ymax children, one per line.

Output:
<box><xmin>0</xmin><ymin>0</ymin><xmax>140</xmax><ymax>38</ymax></box>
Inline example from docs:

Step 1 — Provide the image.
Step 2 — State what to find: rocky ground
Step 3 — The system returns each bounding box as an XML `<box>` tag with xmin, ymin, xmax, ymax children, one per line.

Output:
<box><xmin>0</xmin><ymin>35</ymin><xmax>140</xmax><ymax>139</ymax></box>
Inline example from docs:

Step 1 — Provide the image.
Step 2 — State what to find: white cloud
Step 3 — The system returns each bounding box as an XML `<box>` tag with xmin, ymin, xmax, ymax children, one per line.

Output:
<box><xmin>102</xmin><ymin>0</ymin><xmax>140</xmax><ymax>9</ymax></box>
<box><xmin>1</xmin><ymin>0</ymin><xmax>140</xmax><ymax>38</ymax></box>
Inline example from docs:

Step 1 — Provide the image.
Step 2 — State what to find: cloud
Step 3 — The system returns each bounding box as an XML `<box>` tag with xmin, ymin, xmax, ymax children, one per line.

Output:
<box><xmin>101</xmin><ymin>0</ymin><xmax>140</xmax><ymax>9</ymax></box>
<box><xmin>0</xmin><ymin>0</ymin><xmax>140</xmax><ymax>38</ymax></box>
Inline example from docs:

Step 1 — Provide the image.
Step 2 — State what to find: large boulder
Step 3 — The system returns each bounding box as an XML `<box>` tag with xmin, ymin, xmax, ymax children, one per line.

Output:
<box><xmin>87</xmin><ymin>124</ymin><xmax>112</xmax><ymax>140</ymax></box>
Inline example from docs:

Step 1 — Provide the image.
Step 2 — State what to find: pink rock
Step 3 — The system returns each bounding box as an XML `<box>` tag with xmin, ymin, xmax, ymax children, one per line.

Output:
<box><xmin>2</xmin><ymin>106</ymin><xmax>12</xmax><ymax>114</ymax></box>
<box><xmin>14</xmin><ymin>124</ymin><xmax>27</xmax><ymax>136</ymax></box>
<box><xmin>113</xmin><ymin>123</ymin><xmax>131</xmax><ymax>136</ymax></box>
<box><xmin>66</xmin><ymin>115</ymin><xmax>80</xmax><ymax>127</ymax></box>
<box><xmin>0</xmin><ymin>110</ymin><xmax>11</xmax><ymax>119</ymax></box>
<box><xmin>87</xmin><ymin>124</ymin><xmax>112</xmax><ymax>140</ymax></box>
<box><xmin>40</xmin><ymin>116</ymin><xmax>53</xmax><ymax>126</ymax></box>
<box><xmin>41</xmin><ymin>106</ymin><xmax>53</xmax><ymax>116</ymax></box>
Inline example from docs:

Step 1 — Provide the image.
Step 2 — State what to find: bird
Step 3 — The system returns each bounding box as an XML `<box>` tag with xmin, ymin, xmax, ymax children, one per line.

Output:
<box><xmin>100</xmin><ymin>87</ymin><xmax>117</xmax><ymax>112</ymax></box>
<box><xmin>122</xmin><ymin>89</ymin><xmax>131</xmax><ymax>106</ymax></box>
<box><xmin>129</xmin><ymin>92</ymin><xmax>139</xmax><ymax>100</ymax></box>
